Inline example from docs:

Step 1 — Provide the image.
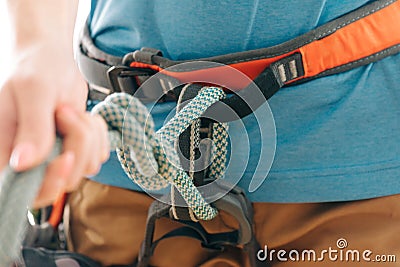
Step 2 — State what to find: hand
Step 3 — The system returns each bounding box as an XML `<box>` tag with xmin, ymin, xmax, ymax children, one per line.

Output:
<box><xmin>0</xmin><ymin>42</ymin><xmax>109</xmax><ymax>207</ymax></box>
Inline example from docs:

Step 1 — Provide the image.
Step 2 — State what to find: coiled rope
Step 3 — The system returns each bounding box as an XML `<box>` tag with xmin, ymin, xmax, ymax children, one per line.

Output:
<box><xmin>91</xmin><ymin>86</ymin><xmax>227</xmax><ymax>220</ymax></box>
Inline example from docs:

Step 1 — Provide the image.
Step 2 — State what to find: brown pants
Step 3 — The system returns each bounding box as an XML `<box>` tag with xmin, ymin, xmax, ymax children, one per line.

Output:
<box><xmin>66</xmin><ymin>179</ymin><xmax>400</xmax><ymax>267</ymax></box>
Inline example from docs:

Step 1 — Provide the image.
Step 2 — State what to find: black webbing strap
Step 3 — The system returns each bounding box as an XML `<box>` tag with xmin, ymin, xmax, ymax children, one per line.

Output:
<box><xmin>137</xmin><ymin>180</ymin><xmax>260</xmax><ymax>267</ymax></box>
<box><xmin>171</xmin><ymin>84</ymin><xmax>219</xmax><ymax>222</ymax></box>
<box><xmin>204</xmin><ymin>62</ymin><xmax>284</xmax><ymax>122</ymax></box>
<box><xmin>77</xmin><ymin>26</ymin><xmax>158</xmax><ymax>100</ymax></box>
<box><xmin>177</xmin><ymin>83</ymin><xmax>209</xmax><ymax>187</ymax></box>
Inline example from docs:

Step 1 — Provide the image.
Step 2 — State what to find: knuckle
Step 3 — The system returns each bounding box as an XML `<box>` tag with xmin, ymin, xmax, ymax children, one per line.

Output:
<box><xmin>101</xmin><ymin>146</ymin><xmax>110</xmax><ymax>162</ymax></box>
<box><xmin>65</xmin><ymin>176</ymin><xmax>84</xmax><ymax>192</ymax></box>
<box><xmin>73</xmin><ymin>121</ymin><xmax>90</xmax><ymax>143</ymax></box>
<box><xmin>11</xmin><ymin>75</ymin><xmax>49</xmax><ymax>94</ymax></box>
<box><xmin>86</xmin><ymin>162</ymin><xmax>101</xmax><ymax>177</ymax></box>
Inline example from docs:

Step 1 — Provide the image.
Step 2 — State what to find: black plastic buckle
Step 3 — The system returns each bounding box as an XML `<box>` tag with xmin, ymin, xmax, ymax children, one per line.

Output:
<box><xmin>107</xmin><ymin>65</ymin><xmax>155</xmax><ymax>94</ymax></box>
<box><xmin>207</xmin><ymin>179</ymin><xmax>253</xmax><ymax>245</ymax></box>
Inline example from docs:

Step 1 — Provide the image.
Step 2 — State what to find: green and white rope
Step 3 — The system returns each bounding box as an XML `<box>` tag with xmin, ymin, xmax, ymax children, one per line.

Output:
<box><xmin>0</xmin><ymin>140</ymin><xmax>62</xmax><ymax>266</ymax></box>
<box><xmin>91</xmin><ymin>86</ymin><xmax>227</xmax><ymax>220</ymax></box>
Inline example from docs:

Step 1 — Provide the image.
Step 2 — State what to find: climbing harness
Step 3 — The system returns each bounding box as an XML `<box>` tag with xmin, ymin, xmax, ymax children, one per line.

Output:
<box><xmin>1</xmin><ymin>0</ymin><xmax>400</xmax><ymax>266</ymax></box>
<box><xmin>133</xmin><ymin>84</ymin><xmax>258</xmax><ymax>267</ymax></box>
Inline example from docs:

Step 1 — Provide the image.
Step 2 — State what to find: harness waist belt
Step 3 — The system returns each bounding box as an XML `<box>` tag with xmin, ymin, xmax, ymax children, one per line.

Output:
<box><xmin>78</xmin><ymin>0</ymin><xmax>400</xmax><ymax>120</ymax></box>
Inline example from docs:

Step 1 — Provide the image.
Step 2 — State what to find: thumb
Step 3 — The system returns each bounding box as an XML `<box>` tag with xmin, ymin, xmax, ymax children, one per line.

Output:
<box><xmin>10</xmin><ymin>91</ymin><xmax>55</xmax><ymax>171</ymax></box>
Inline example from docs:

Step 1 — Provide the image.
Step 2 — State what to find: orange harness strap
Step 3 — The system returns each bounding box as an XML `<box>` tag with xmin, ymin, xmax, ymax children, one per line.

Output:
<box><xmin>301</xmin><ymin>0</ymin><xmax>400</xmax><ymax>79</ymax></box>
<box><xmin>127</xmin><ymin>0</ymin><xmax>400</xmax><ymax>90</ymax></box>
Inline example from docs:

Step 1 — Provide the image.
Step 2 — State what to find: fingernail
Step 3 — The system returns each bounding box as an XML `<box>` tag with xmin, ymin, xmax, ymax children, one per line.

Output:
<box><xmin>9</xmin><ymin>143</ymin><xmax>35</xmax><ymax>170</ymax></box>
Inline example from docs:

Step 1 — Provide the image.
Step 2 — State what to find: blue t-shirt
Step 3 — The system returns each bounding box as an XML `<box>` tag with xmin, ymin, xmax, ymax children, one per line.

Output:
<box><xmin>87</xmin><ymin>0</ymin><xmax>400</xmax><ymax>203</ymax></box>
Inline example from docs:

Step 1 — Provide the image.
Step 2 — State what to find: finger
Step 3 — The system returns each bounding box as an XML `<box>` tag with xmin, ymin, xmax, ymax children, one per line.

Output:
<box><xmin>33</xmin><ymin>151</ymin><xmax>74</xmax><ymax>208</ymax></box>
<box><xmin>55</xmin><ymin>105</ymin><xmax>97</xmax><ymax>190</ymax></box>
<box><xmin>82</xmin><ymin>115</ymin><xmax>102</xmax><ymax>176</ymax></box>
<box><xmin>0</xmin><ymin>87</ymin><xmax>17</xmax><ymax>170</ymax></box>
<box><xmin>86</xmin><ymin>114</ymin><xmax>110</xmax><ymax>174</ymax></box>
<box><xmin>10</xmin><ymin>81</ymin><xmax>55</xmax><ymax>171</ymax></box>
<box><xmin>95</xmin><ymin>114</ymin><xmax>110</xmax><ymax>163</ymax></box>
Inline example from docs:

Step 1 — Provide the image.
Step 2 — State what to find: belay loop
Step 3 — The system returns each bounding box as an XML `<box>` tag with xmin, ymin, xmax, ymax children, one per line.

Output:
<box><xmin>91</xmin><ymin>86</ymin><xmax>228</xmax><ymax>220</ymax></box>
